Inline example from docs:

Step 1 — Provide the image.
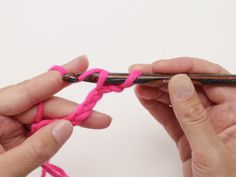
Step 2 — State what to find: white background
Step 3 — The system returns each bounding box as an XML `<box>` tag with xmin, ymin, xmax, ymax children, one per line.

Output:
<box><xmin>0</xmin><ymin>1</ymin><xmax>236</xmax><ymax>177</ymax></box>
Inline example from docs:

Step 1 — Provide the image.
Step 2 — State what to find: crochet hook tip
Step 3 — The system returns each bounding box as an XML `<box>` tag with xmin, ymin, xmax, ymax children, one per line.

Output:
<box><xmin>62</xmin><ymin>73</ymin><xmax>79</xmax><ymax>83</ymax></box>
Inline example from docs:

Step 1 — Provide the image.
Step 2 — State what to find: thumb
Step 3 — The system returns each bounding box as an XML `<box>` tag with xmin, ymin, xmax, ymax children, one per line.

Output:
<box><xmin>168</xmin><ymin>74</ymin><xmax>222</xmax><ymax>152</ymax></box>
<box><xmin>0</xmin><ymin>120</ymin><xmax>73</xmax><ymax>177</ymax></box>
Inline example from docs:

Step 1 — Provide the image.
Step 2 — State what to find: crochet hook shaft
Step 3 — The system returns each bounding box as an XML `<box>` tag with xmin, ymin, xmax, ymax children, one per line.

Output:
<box><xmin>63</xmin><ymin>73</ymin><xmax>236</xmax><ymax>86</ymax></box>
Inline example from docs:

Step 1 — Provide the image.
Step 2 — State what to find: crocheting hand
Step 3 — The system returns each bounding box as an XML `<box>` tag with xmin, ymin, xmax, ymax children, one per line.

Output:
<box><xmin>130</xmin><ymin>57</ymin><xmax>236</xmax><ymax>177</ymax></box>
<box><xmin>0</xmin><ymin>56</ymin><xmax>111</xmax><ymax>177</ymax></box>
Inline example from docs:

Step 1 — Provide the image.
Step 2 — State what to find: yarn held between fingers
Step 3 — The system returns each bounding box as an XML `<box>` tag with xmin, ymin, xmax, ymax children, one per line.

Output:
<box><xmin>29</xmin><ymin>65</ymin><xmax>142</xmax><ymax>177</ymax></box>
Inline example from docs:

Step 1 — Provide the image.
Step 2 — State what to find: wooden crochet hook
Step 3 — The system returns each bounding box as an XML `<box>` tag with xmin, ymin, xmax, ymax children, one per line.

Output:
<box><xmin>62</xmin><ymin>73</ymin><xmax>236</xmax><ymax>86</ymax></box>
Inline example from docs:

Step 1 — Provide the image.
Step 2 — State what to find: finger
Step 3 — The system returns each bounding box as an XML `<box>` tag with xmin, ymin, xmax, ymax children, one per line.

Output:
<box><xmin>135</xmin><ymin>85</ymin><xmax>213</xmax><ymax>108</ymax></box>
<box><xmin>135</xmin><ymin>85</ymin><xmax>171</xmax><ymax>105</ymax></box>
<box><xmin>129</xmin><ymin>64</ymin><xmax>153</xmax><ymax>73</ymax></box>
<box><xmin>135</xmin><ymin>93</ymin><xmax>183</xmax><ymax>142</ymax></box>
<box><xmin>16</xmin><ymin>97</ymin><xmax>112</xmax><ymax>129</ymax></box>
<box><xmin>153</xmin><ymin>57</ymin><xmax>234</xmax><ymax>104</ymax></box>
<box><xmin>152</xmin><ymin>57</ymin><xmax>229</xmax><ymax>74</ymax></box>
<box><xmin>0</xmin><ymin>120</ymin><xmax>72</xmax><ymax>177</ymax></box>
<box><xmin>192</xmin><ymin>85</ymin><xmax>213</xmax><ymax>108</ymax></box>
<box><xmin>129</xmin><ymin>61</ymin><xmax>215</xmax><ymax>106</ymax></box>
<box><xmin>203</xmin><ymin>84</ymin><xmax>236</xmax><ymax>104</ymax></box>
<box><xmin>168</xmin><ymin>74</ymin><xmax>223</xmax><ymax>152</ymax></box>
<box><xmin>0</xmin><ymin>115</ymin><xmax>26</xmax><ymax>150</ymax></box>
<box><xmin>0</xmin><ymin>55</ymin><xmax>89</xmax><ymax>116</ymax></box>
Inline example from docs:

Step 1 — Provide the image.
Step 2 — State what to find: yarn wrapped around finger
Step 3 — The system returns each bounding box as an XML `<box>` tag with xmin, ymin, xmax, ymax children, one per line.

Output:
<box><xmin>29</xmin><ymin>65</ymin><xmax>142</xmax><ymax>177</ymax></box>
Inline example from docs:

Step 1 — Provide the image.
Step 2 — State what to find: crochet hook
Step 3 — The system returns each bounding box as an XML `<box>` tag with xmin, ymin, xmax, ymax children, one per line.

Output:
<box><xmin>62</xmin><ymin>73</ymin><xmax>236</xmax><ymax>86</ymax></box>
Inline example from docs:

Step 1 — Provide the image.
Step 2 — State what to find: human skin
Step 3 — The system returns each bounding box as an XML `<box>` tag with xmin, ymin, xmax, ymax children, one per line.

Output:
<box><xmin>130</xmin><ymin>57</ymin><xmax>236</xmax><ymax>177</ymax></box>
<box><xmin>0</xmin><ymin>56</ymin><xmax>112</xmax><ymax>177</ymax></box>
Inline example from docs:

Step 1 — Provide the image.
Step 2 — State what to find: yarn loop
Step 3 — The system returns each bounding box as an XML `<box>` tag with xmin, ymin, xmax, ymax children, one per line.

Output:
<box><xmin>30</xmin><ymin>65</ymin><xmax>141</xmax><ymax>177</ymax></box>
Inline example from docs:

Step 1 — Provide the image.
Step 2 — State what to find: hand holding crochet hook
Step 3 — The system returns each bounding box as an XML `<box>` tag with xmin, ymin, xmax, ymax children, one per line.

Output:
<box><xmin>0</xmin><ymin>56</ymin><xmax>236</xmax><ymax>177</ymax></box>
<box><xmin>129</xmin><ymin>57</ymin><xmax>236</xmax><ymax>177</ymax></box>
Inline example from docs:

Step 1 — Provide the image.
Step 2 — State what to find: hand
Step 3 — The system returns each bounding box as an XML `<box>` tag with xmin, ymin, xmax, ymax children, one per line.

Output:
<box><xmin>130</xmin><ymin>57</ymin><xmax>236</xmax><ymax>177</ymax></box>
<box><xmin>0</xmin><ymin>56</ymin><xmax>112</xmax><ymax>177</ymax></box>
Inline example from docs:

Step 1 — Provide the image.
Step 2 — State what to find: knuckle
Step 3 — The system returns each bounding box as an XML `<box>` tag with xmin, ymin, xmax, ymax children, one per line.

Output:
<box><xmin>28</xmin><ymin>139</ymin><xmax>51</xmax><ymax>163</ymax></box>
<box><xmin>182</xmin><ymin>103</ymin><xmax>208</xmax><ymax>126</ymax></box>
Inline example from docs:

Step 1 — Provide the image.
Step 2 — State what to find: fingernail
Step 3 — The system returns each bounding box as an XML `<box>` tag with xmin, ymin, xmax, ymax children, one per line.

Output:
<box><xmin>52</xmin><ymin>121</ymin><xmax>73</xmax><ymax>145</ymax></box>
<box><xmin>172</xmin><ymin>74</ymin><xmax>194</xmax><ymax>100</ymax></box>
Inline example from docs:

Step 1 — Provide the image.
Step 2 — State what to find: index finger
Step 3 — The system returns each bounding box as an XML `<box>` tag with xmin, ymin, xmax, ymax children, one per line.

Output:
<box><xmin>152</xmin><ymin>57</ymin><xmax>234</xmax><ymax>104</ymax></box>
<box><xmin>152</xmin><ymin>57</ymin><xmax>229</xmax><ymax>74</ymax></box>
<box><xmin>0</xmin><ymin>55</ymin><xmax>88</xmax><ymax>116</ymax></box>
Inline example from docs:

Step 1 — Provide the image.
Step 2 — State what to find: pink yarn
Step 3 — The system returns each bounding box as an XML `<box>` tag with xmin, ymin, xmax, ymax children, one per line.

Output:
<box><xmin>30</xmin><ymin>65</ymin><xmax>142</xmax><ymax>177</ymax></box>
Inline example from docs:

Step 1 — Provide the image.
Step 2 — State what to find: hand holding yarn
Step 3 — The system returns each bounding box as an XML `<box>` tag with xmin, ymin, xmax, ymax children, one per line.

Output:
<box><xmin>31</xmin><ymin>60</ymin><xmax>141</xmax><ymax>176</ymax></box>
<box><xmin>0</xmin><ymin>56</ymin><xmax>112</xmax><ymax>177</ymax></box>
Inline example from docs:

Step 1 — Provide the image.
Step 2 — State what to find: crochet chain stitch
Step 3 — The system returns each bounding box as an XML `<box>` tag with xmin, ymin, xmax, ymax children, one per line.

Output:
<box><xmin>29</xmin><ymin>65</ymin><xmax>142</xmax><ymax>177</ymax></box>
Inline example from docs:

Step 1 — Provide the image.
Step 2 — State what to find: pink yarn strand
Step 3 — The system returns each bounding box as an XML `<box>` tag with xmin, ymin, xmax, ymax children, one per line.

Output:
<box><xmin>29</xmin><ymin>66</ymin><xmax>142</xmax><ymax>177</ymax></box>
